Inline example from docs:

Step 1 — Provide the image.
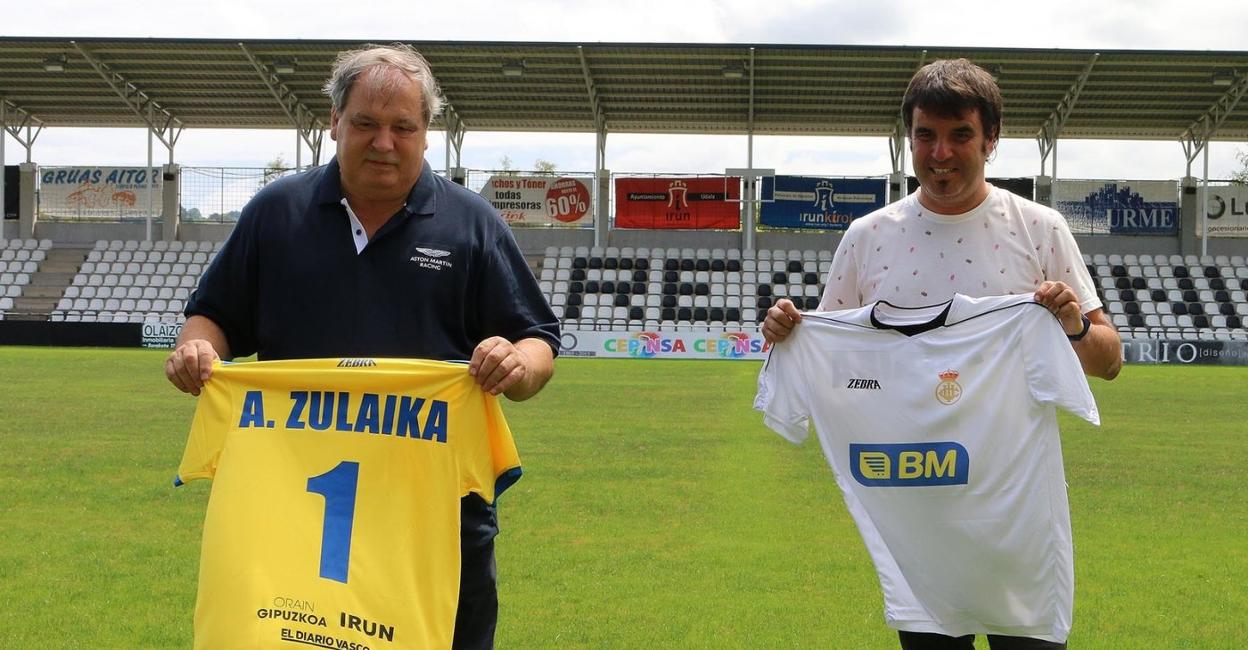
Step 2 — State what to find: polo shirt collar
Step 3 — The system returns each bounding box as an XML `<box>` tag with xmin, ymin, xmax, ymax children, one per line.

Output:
<box><xmin>315</xmin><ymin>157</ymin><xmax>439</xmax><ymax>217</ymax></box>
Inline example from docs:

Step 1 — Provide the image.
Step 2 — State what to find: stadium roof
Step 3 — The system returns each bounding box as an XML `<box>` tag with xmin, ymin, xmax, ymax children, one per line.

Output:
<box><xmin>2</xmin><ymin>37</ymin><xmax>1248</xmax><ymax>144</ymax></box>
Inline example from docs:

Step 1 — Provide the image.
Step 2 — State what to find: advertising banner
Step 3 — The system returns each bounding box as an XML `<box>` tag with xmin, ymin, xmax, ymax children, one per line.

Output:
<box><xmin>614</xmin><ymin>177</ymin><xmax>740</xmax><ymax>229</ymax></box>
<box><xmin>1122</xmin><ymin>339</ymin><xmax>1248</xmax><ymax>366</ymax></box>
<box><xmin>39</xmin><ymin>167</ymin><xmax>162</xmax><ymax>219</ymax></box>
<box><xmin>1203</xmin><ymin>184</ymin><xmax>1248</xmax><ymax>237</ymax></box>
<box><xmin>478</xmin><ymin>175</ymin><xmax>592</xmax><ymax>227</ymax></box>
<box><xmin>906</xmin><ymin>176</ymin><xmax>1034</xmax><ymax>200</ymax></box>
<box><xmin>558</xmin><ymin>329</ymin><xmax>770</xmax><ymax>360</ymax></box>
<box><xmin>759</xmin><ymin>176</ymin><xmax>886</xmax><ymax>229</ymax></box>
<box><xmin>1055</xmin><ymin>180</ymin><xmax>1178</xmax><ymax>235</ymax></box>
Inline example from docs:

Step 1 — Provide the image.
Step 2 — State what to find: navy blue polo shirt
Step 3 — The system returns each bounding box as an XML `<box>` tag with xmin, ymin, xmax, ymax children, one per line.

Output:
<box><xmin>187</xmin><ymin>158</ymin><xmax>559</xmax><ymax>362</ymax></box>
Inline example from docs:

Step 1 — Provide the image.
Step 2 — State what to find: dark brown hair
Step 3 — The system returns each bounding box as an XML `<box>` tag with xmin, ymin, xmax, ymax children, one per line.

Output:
<box><xmin>902</xmin><ymin>59</ymin><xmax>1002</xmax><ymax>142</ymax></box>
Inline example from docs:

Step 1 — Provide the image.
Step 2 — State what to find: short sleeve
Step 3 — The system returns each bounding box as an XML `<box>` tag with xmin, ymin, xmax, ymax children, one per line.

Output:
<box><xmin>185</xmin><ymin>208</ymin><xmax>261</xmax><ymax>358</ymax></box>
<box><xmin>472</xmin><ymin>226</ymin><xmax>560</xmax><ymax>356</ymax></box>
<box><xmin>754</xmin><ymin>338</ymin><xmax>813</xmax><ymax>444</ymax></box>
<box><xmin>174</xmin><ymin>361</ymin><xmax>233</xmax><ymax>485</ymax></box>
<box><xmin>819</xmin><ymin>228</ymin><xmax>862</xmax><ymax>310</ymax></box>
<box><xmin>1020</xmin><ymin>309</ymin><xmax>1100</xmax><ymax>426</ymax></box>
<box><xmin>1042</xmin><ymin>211</ymin><xmax>1102</xmax><ymax>314</ymax></box>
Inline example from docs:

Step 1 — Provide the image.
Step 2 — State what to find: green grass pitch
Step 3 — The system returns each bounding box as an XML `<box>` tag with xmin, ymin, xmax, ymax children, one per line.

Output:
<box><xmin>0</xmin><ymin>346</ymin><xmax>1244</xmax><ymax>648</ymax></box>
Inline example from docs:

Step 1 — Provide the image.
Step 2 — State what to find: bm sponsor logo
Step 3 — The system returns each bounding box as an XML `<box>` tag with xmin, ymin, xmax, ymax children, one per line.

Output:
<box><xmin>849</xmin><ymin>442</ymin><xmax>969</xmax><ymax>487</ymax></box>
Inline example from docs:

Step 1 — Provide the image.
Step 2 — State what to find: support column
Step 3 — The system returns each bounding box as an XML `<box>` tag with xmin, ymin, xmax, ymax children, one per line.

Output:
<box><xmin>18</xmin><ymin>162</ymin><xmax>36</xmax><ymax>239</ymax></box>
<box><xmin>595</xmin><ymin>169</ymin><xmax>610</xmax><ymax>248</ymax></box>
<box><xmin>1179</xmin><ymin>176</ymin><xmax>1199</xmax><ymax>256</ymax></box>
<box><xmin>888</xmin><ymin>119</ymin><xmax>907</xmax><ymax>203</ymax></box>
<box><xmin>1035</xmin><ymin>175</ymin><xmax>1053</xmax><ymax>207</ymax></box>
<box><xmin>162</xmin><ymin>163</ymin><xmax>181</xmax><ymax>242</ymax></box>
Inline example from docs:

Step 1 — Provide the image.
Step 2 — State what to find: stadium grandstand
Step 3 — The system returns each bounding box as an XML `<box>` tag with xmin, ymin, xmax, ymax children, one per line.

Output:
<box><xmin>1</xmin><ymin>38</ymin><xmax>1247</xmax><ymax>351</ymax></box>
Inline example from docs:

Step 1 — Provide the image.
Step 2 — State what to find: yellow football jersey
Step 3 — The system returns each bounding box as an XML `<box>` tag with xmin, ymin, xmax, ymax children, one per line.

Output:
<box><xmin>175</xmin><ymin>358</ymin><xmax>521</xmax><ymax>650</ymax></box>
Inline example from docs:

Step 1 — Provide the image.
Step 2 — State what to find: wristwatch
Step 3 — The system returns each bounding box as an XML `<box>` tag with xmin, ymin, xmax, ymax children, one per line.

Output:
<box><xmin>1067</xmin><ymin>315</ymin><xmax>1092</xmax><ymax>342</ymax></box>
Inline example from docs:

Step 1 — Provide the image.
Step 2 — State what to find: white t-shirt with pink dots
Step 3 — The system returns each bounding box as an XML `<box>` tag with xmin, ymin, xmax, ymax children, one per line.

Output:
<box><xmin>819</xmin><ymin>187</ymin><xmax>1101</xmax><ymax>313</ymax></box>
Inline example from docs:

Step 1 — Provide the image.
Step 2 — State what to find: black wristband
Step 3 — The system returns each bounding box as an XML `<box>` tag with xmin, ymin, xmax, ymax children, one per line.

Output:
<box><xmin>1067</xmin><ymin>314</ymin><xmax>1092</xmax><ymax>342</ymax></box>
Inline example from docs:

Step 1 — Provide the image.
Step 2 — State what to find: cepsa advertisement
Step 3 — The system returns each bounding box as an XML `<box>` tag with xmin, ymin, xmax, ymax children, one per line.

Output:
<box><xmin>559</xmin><ymin>329</ymin><xmax>770</xmax><ymax>360</ymax></box>
<box><xmin>614</xmin><ymin>177</ymin><xmax>741</xmax><ymax>229</ymax></box>
<box><xmin>479</xmin><ymin>175</ymin><xmax>592</xmax><ymax>227</ymax></box>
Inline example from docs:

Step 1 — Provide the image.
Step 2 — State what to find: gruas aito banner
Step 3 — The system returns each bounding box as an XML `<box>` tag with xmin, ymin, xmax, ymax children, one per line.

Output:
<box><xmin>614</xmin><ymin>177</ymin><xmax>741</xmax><ymax>229</ymax></box>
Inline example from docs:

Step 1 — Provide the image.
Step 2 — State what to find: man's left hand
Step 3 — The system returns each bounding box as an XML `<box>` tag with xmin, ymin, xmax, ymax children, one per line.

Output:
<box><xmin>469</xmin><ymin>336</ymin><xmax>531</xmax><ymax>396</ymax></box>
<box><xmin>1034</xmin><ymin>281</ymin><xmax>1085</xmax><ymax>336</ymax></box>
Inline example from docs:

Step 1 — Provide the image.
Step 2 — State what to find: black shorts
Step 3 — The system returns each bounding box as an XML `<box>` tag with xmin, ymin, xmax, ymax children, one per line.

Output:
<box><xmin>453</xmin><ymin>494</ymin><xmax>499</xmax><ymax>650</ymax></box>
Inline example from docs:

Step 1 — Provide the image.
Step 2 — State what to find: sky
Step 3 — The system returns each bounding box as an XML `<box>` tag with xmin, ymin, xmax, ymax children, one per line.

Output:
<box><xmin>5</xmin><ymin>0</ymin><xmax>1248</xmax><ymax>181</ymax></box>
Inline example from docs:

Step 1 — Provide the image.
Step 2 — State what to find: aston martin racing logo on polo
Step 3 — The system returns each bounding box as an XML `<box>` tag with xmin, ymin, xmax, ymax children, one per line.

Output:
<box><xmin>409</xmin><ymin>245</ymin><xmax>453</xmax><ymax>271</ymax></box>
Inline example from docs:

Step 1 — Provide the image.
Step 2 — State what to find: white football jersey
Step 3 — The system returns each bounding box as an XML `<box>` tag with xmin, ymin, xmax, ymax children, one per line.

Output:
<box><xmin>755</xmin><ymin>293</ymin><xmax>1099</xmax><ymax>642</ymax></box>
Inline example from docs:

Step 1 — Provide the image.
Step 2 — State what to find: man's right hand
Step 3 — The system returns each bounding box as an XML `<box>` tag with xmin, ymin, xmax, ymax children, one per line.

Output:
<box><xmin>762</xmin><ymin>298</ymin><xmax>803</xmax><ymax>344</ymax></box>
<box><xmin>166</xmin><ymin>339</ymin><xmax>220</xmax><ymax>396</ymax></box>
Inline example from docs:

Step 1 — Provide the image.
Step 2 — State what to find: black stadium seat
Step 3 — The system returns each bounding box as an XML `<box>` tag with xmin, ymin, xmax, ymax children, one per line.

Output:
<box><xmin>1228</xmin><ymin>315</ymin><xmax>1243</xmax><ymax>329</ymax></box>
<box><xmin>1173</xmin><ymin>265</ymin><xmax>1189</xmax><ymax>278</ymax></box>
<box><xmin>726</xmin><ymin>307</ymin><xmax>741</xmax><ymax>322</ymax></box>
<box><xmin>1187</xmin><ymin>302</ymin><xmax>1204</xmax><ymax>316</ymax></box>
<box><xmin>664</xmin><ymin>270</ymin><xmax>679</xmax><ymax>283</ymax></box>
<box><xmin>632</xmin><ymin>270</ymin><xmax>647</xmax><ymax>282</ymax></box>
<box><xmin>604</xmin><ymin>257</ymin><xmax>618</xmax><ymax>270</ymax></box>
<box><xmin>679</xmin><ymin>283</ymin><xmax>694</xmax><ymax>296</ymax></box>
<box><xmin>1204</xmin><ymin>266</ymin><xmax>1219</xmax><ymax>278</ymax></box>
<box><xmin>662</xmin><ymin>295</ymin><xmax>677</xmax><ymax>308</ymax></box>
<box><xmin>567</xmin><ymin>294</ymin><xmax>582</xmax><ymax>306</ymax></box>
<box><xmin>677</xmin><ymin>307</ymin><xmax>693</xmax><ymax>321</ymax></box>
<box><xmin>695</xmin><ymin>283</ymin><xmax>710</xmax><ymax>296</ymax></box>
<box><xmin>1124</xmin><ymin>302</ymin><xmax>1140</xmax><ymax>315</ymax></box>
<box><xmin>600</xmin><ymin>281</ymin><xmax>615</xmax><ymax>294</ymax></box>
<box><xmin>757</xmin><ymin>296</ymin><xmax>773</xmax><ymax>310</ymax></box>
<box><xmin>662</xmin><ymin>283</ymin><xmax>677</xmax><ymax>295</ymax></box>
<box><xmin>571</xmin><ymin>268</ymin><xmax>586</xmax><ymax>282</ymax></box>
<box><xmin>1220</xmin><ymin>303</ymin><xmax>1236</xmax><ymax>317</ymax></box>
<box><xmin>589</xmin><ymin>257</ymin><xmax>603</xmax><ymax>269</ymax></box>
<box><xmin>1151</xmin><ymin>289</ymin><xmax>1166</xmax><ymax>302</ymax></box>
<box><xmin>695</xmin><ymin>259</ymin><xmax>710</xmax><ymax>272</ymax></box>
<box><xmin>711</xmin><ymin>259</ymin><xmax>726</xmax><ymax>272</ymax></box>
<box><xmin>787</xmin><ymin>260</ymin><xmax>803</xmax><ymax>273</ymax></box>
<box><xmin>585</xmin><ymin>280</ymin><xmax>600</xmax><ymax>293</ymax></box>
<box><xmin>1111</xmin><ymin>265</ymin><xmax>1127</xmax><ymax>277</ymax></box>
<box><xmin>614</xmin><ymin>294</ymin><xmax>630</xmax><ymax>307</ymax></box>
<box><xmin>772</xmin><ymin>272</ymin><xmax>787</xmax><ymax>285</ymax></box>
<box><xmin>618</xmin><ymin>258</ymin><xmax>633</xmax><ymax>270</ymax></box>
<box><xmin>805</xmin><ymin>297</ymin><xmax>819</xmax><ymax>310</ymax></box>
<box><xmin>664</xmin><ymin>259</ymin><xmax>679</xmax><ymax>271</ymax></box>
<box><xmin>634</xmin><ymin>259</ymin><xmax>650</xmax><ymax>271</ymax></box>
<box><xmin>1171</xmin><ymin>302</ymin><xmax>1188</xmax><ymax>316</ymax></box>
<box><xmin>1182</xmin><ymin>289</ymin><xmax>1198</xmax><ymax>303</ymax></box>
<box><xmin>572</xmin><ymin>256</ymin><xmax>587</xmax><ymax>269</ymax></box>
<box><xmin>1131</xmin><ymin>278</ymin><xmax>1146</xmax><ymax>290</ymax></box>
<box><xmin>1119</xmin><ymin>289</ymin><xmax>1136</xmax><ymax>302</ymax></box>
<box><xmin>569</xmin><ymin>281</ymin><xmax>584</xmax><ymax>294</ymax></box>
<box><xmin>629</xmin><ymin>306</ymin><xmax>644</xmax><ymax>320</ymax></box>
<box><xmin>680</xmin><ymin>259</ymin><xmax>695</xmax><ymax>272</ymax></box>
<box><xmin>709</xmin><ymin>307</ymin><xmax>725</xmax><ymax>322</ymax></box>
<box><xmin>1128</xmin><ymin>314</ymin><xmax>1145</xmax><ymax>328</ymax></box>
<box><xmin>1215</xmin><ymin>290</ymin><xmax>1231</xmax><ymax>303</ymax></box>
<box><xmin>1193</xmin><ymin>314</ymin><xmax>1210</xmax><ymax>329</ymax></box>
<box><xmin>726</xmin><ymin>259</ymin><xmax>741</xmax><ymax>273</ymax></box>
<box><xmin>1114</xmin><ymin>277</ymin><xmax>1131</xmax><ymax>290</ymax></box>
<box><xmin>693</xmin><ymin>307</ymin><xmax>709</xmax><ymax>321</ymax></box>
<box><xmin>661</xmin><ymin>307</ymin><xmax>676</xmax><ymax>321</ymax></box>
<box><xmin>1241</xmin><ymin>279</ymin><xmax>1248</xmax><ymax>291</ymax></box>
<box><xmin>757</xmin><ymin>284</ymin><xmax>772</xmax><ymax>297</ymax></box>
<box><xmin>631</xmin><ymin>282</ymin><xmax>645</xmax><ymax>295</ymax></box>
<box><xmin>1209</xmin><ymin>277</ymin><xmax>1226</xmax><ymax>291</ymax></box>
<box><xmin>565</xmin><ymin>306</ymin><xmax>581</xmax><ymax>319</ymax></box>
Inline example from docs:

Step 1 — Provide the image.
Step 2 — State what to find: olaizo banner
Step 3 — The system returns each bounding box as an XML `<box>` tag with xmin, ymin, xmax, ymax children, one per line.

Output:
<box><xmin>759</xmin><ymin>176</ymin><xmax>886</xmax><ymax>230</ymax></box>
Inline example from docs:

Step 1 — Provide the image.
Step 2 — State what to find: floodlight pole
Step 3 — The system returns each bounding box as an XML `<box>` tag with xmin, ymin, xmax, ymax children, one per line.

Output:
<box><xmin>743</xmin><ymin>47</ymin><xmax>756</xmax><ymax>253</ymax></box>
<box><xmin>147</xmin><ymin>116</ymin><xmax>154</xmax><ymax>242</ymax></box>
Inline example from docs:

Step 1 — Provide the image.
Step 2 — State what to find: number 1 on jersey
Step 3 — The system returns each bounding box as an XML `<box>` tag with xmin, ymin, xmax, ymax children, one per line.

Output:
<box><xmin>306</xmin><ymin>461</ymin><xmax>360</xmax><ymax>583</ymax></box>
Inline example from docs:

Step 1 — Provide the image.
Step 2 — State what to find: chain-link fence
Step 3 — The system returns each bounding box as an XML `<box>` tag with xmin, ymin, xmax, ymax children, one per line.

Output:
<box><xmin>179</xmin><ymin>166</ymin><xmax>297</xmax><ymax>223</ymax></box>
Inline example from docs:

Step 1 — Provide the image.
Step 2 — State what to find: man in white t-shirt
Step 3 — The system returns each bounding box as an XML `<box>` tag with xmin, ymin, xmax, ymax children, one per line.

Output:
<box><xmin>764</xmin><ymin>59</ymin><xmax>1121</xmax><ymax>382</ymax></box>
<box><xmin>761</xmin><ymin>59</ymin><xmax>1121</xmax><ymax>649</ymax></box>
